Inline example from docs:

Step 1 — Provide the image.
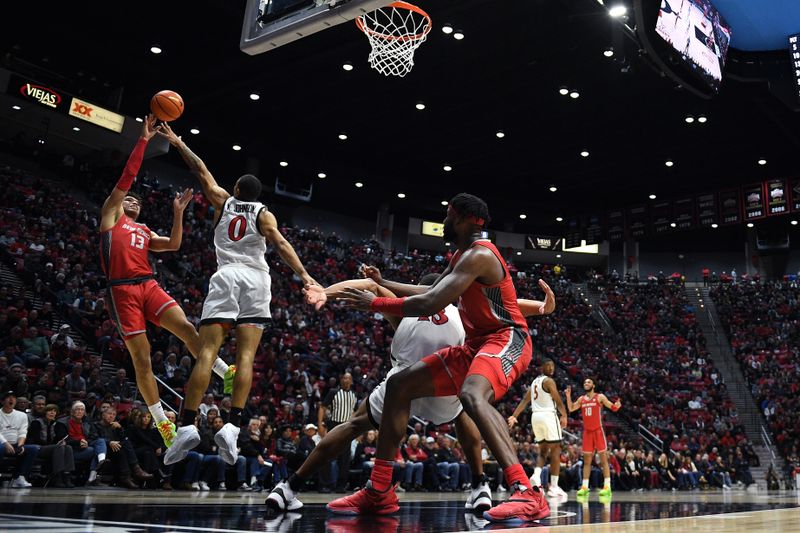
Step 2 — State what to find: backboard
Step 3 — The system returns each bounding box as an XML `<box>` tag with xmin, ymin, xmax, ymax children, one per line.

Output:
<box><xmin>241</xmin><ymin>0</ymin><xmax>389</xmax><ymax>55</ymax></box>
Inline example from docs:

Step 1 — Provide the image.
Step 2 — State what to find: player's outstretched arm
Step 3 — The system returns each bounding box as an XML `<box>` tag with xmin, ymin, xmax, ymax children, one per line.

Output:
<box><xmin>507</xmin><ymin>388</ymin><xmax>532</xmax><ymax>429</ymax></box>
<box><xmin>360</xmin><ymin>264</ymin><xmax>449</xmax><ymax>297</ymax></box>
<box><xmin>517</xmin><ymin>280</ymin><xmax>556</xmax><ymax>317</ymax></box>
<box><xmin>150</xmin><ymin>188</ymin><xmax>193</xmax><ymax>252</ymax></box>
<box><xmin>158</xmin><ymin>123</ymin><xmax>229</xmax><ymax>210</ymax></box>
<box><xmin>598</xmin><ymin>393</ymin><xmax>622</xmax><ymax>412</ymax></box>
<box><xmin>100</xmin><ymin>114</ymin><xmax>160</xmax><ymax>231</ymax></box>
<box><xmin>259</xmin><ymin>210</ymin><xmax>317</xmax><ymax>287</ymax></box>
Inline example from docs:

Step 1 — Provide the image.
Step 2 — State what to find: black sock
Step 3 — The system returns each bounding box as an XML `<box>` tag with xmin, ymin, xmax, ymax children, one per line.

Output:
<box><xmin>229</xmin><ymin>407</ymin><xmax>242</xmax><ymax>427</ymax></box>
<box><xmin>181</xmin><ymin>409</ymin><xmax>197</xmax><ymax>427</ymax></box>
<box><xmin>472</xmin><ymin>473</ymin><xmax>487</xmax><ymax>488</ymax></box>
<box><xmin>288</xmin><ymin>473</ymin><xmax>305</xmax><ymax>492</ymax></box>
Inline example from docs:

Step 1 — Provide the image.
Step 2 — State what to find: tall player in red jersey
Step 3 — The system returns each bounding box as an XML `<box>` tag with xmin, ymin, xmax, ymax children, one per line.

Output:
<box><xmin>330</xmin><ymin>193</ymin><xmax>550</xmax><ymax>524</ymax></box>
<box><xmin>99</xmin><ymin>114</ymin><xmax>232</xmax><ymax>447</ymax></box>
<box><xmin>566</xmin><ymin>378</ymin><xmax>621</xmax><ymax>498</ymax></box>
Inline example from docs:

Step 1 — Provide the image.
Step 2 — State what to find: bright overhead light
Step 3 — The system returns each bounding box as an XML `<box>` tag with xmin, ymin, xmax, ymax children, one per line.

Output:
<box><xmin>519</xmin><ymin>214</ymin><xmax>527</xmax><ymax>220</ymax></box>
<box><xmin>556</xmin><ymin>254</ymin><xmax>562</xmax><ymax>259</ymax></box>
<box><xmin>317</xmin><ymin>172</ymin><xmax>326</xmax><ymax>179</ymax></box>
<box><xmin>665</xmin><ymin>160</ymin><xmax>674</xmax><ymax>167</ymax></box>
<box><xmin>342</xmin><ymin>62</ymin><xmax>354</xmax><ymax>71</ymax></box>
<box><xmin>711</xmin><ymin>223</ymin><xmax>718</xmax><ymax>228</ymax></box>
<box><xmin>397</xmin><ymin>193</ymin><xmax>406</xmax><ymax>198</ymax></box>
<box><xmin>747</xmin><ymin>222</ymin><xmax>754</xmax><ymax>228</ymax></box>
<box><xmin>279</xmin><ymin>161</ymin><xmax>288</xmax><ymax>167</ymax></box>
<box><xmin>556</xmin><ymin>217</ymin><xmax>563</xmax><ymax>222</ymax></box>
<box><xmin>415</xmin><ymin>102</ymin><xmax>426</xmax><ymax>110</ymax></box>
<box><xmin>189</xmin><ymin>128</ymin><xmax>200</xmax><ymax>135</ymax></box>
<box><xmin>685</xmin><ymin>115</ymin><xmax>695</xmax><ymax>124</ymax></box>
<box><xmin>516</xmin><ymin>251</ymin><xmax>522</xmax><ymax>256</ymax></box>
<box><xmin>441</xmin><ymin>24</ymin><xmax>454</xmax><ymax>34</ymax></box>
<box><xmin>609</xmin><ymin>5</ymin><xmax>628</xmax><ymax>18</ymax></box>
<box><xmin>580</xmin><ymin>150</ymin><xmax>589</xmax><ymax>157</ymax></box>
<box><xmin>758</xmin><ymin>159</ymin><xmax>767</xmax><ymax>165</ymax></box>
<box><xmin>569</xmin><ymin>91</ymin><xmax>580</xmax><ymax>99</ymax></box>
<box><xmin>11</xmin><ymin>105</ymin><xmax>21</xmax><ymax>110</ymax></box>
<box><xmin>232</xmin><ymin>144</ymin><xmax>242</xmax><ymax>151</ymax></box>
<box><xmin>441</xmin><ymin>200</ymin><xmax>448</xmax><ymax>206</ymax></box>
<box><xmin>453</xmin><ymin>30</ymin><xmax>465</xmax><ymax>40</ymax></box>
<box><xmin>791</xmin><ymin>220</ymin><xmax>798</xmax><ymax>226</ymax></box>
<box><xmin>338</xmin><ymin>133</ymin><xmax>348</xmax><ymax>140</ymax></box>
<box><xmin>443</xmin><ymin>164</ymin><xmax>452</xmax><ymax>172</ymax></box>
<box><xmin>698</xmin><ymin>115</ymin><xmax>707</xmax><ymax>123</ymax></box>
<box><xmin>549</xmin><ymin>186</ymin><xmax>558</xmax><ymax>192</ymax></box>
<box><xmin>559</xmin><ymin>87</ymin><xmax>569</xmax><ymax>96</ymax></box>
<box><xmin>249</xmin><ymin>93</ymin><xmax>260</xmax><ymax>101</ymax></box>
<box><xmin>72</xmin><ymin>127</ymin><xmax>80</xmax><ymax>131</ymax></box>
<box><xmin>649</xmin><ymin>194</ymin><xmax>657</xmax><ymax>200</ymax></box>
<box><xmin>135</xmin><ymin>117</ymin><xmax>143</xmax><ymax>122</ymax></box>
<box><xmin>150</xmin><ymin>46</ymin><xmax>162</xmax><ymax>54</ymax></box>
<box><xmin>355</xmin><ymin>182</ymin><xmax>363</xmax><ymax>188</ymax></box>
<box><xmin>496</xmin><ymin>130</ymin><xmax>505</xmax><ymax>138</ymax></box>
<box><xmin>603</xmin><ymin>48</ymin><xmax>614</xmax><ymax>58</ymax></box>
<box><xmin>670</xmin><ymin>222</ymin><xmax>677</xmax><ymax>228</ymax></box>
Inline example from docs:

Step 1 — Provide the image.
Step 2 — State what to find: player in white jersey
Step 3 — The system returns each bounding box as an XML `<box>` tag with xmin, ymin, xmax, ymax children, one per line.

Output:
<box><xmin>266</xmin><ymin>274</ymin><xmax>556</xmax><ymax>515</ymax></box>
<box><xmin>158</xmin><ymin>124</ymin><xmax>316</xmax><ymax>466</ymax></box>
<box><xmin>508</xmin><ymin>359</ymin><xmax>568</xmax><ymax>499</ymax></box>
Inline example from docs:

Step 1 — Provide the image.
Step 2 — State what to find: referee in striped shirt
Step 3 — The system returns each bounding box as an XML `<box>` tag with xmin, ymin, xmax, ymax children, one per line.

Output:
<box><xmin>318</xmin><ymin>372</ymin><xmax>357</xmax><ymax>492</ymax></box>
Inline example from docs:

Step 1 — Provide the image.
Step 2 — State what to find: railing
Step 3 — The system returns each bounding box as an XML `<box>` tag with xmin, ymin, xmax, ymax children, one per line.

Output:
<box><xmin>637</xmin><ymin>424</ymin><xmax>666</xmax><ymax>454</ymax></box>
<box><xmin>760</xmin><ymin>425</ymin><xmax>776</xmax><ymax>463</ymax></box>
<box><xmin>152</xmin><ymin>375</ymin><xmax>184</xmax><ymax>414</ymax></box>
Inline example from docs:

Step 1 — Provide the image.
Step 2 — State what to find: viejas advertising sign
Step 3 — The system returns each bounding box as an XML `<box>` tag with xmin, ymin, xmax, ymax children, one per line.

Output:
<box><xmin>19</xmin><ymin>81</ymin><xmax>62</xmax><ymax>109</ymax></box>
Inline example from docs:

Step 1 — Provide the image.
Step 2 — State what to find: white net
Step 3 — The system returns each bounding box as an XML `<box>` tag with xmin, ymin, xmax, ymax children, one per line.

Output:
<box><xmin>357</xmin><ymin>2</ymin><xmax>431</xmax><ymax>77</ymax></box>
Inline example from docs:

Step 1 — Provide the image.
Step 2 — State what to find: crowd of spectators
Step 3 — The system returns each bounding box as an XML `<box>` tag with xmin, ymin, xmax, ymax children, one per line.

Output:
<box><xmin>0</xmin><ymin>163</ymin><xmax>768</xmax><ymax>491</ymax></box>
<box><xmin>710</xmin><ymin>281</ymin><xmax>800</xmax><ymax>483</ymax></box>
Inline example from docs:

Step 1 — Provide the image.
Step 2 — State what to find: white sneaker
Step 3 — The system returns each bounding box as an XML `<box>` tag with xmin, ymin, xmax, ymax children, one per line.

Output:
<box><xmin>464</xmin><ymin>482</ymin><xmax>492</xmax><ymax>513</ymax></box>
<box><xmin>198</xmin><ymin>481</ymin><xmax>210</xmax><ymax>491</ymax></box>
<box><xmin>723</xmin><ymin>484</ymin><xmax>732</xmax><ymax>490</ymax></box>
<box><xmin>10</xmin><ymin>476</ymin><xmax>31</xmax><ymax>488</ymax></box>
<box><xmin>164</xmin><ymin>425</ymin><xmax>201</xmax><ymax>465</ymax></box>
<box><xmin>547</xmin><ymin>485</ymin><xmax>568</xmax><ymax>499</ymax></box>
<box><xmin>218</xmin><ymin>482</ymin><xmax>227</xmax><ymax>491</ymax></box>
<box><xmin>214</xmin><ymin>423</ymin><xmax>240</xmax><ymax>465</ymax></box>
<box><xmin>497</xmin><ymin>484</ymin><xmax>508</xmax><ymax>493</ymax></box>
<box><xmin>265</xmin><ymin>480</ymin><xmax>304</xmax><ymax>512</ymax></box>
<box><xmin>190</xmin><ymin>482</ymin><xmax>200</xmax><ymax>490</ymax></box>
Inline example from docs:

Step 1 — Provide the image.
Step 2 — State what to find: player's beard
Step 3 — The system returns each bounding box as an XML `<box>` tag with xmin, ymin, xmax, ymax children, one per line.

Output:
<box><xmin>442</xmin><ymin>219</ymin><xmax>456</xmax><ymax>241</ymax></box>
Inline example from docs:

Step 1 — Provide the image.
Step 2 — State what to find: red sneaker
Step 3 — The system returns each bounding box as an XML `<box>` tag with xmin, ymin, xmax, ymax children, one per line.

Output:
<box><xmin>483</xmin><ymin>484</ymin><xmax>550</xmax><ymax>524</ymax></box>
<box><xmin>326</xmin><ymin>481</ymin><xmax>400</xmax><ymax>515</ymax></box>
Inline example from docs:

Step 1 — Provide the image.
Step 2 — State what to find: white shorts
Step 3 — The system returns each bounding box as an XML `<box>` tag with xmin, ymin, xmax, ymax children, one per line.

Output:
<box><xmin>200</xmin><ymin>266</ymin><xmax>271</xmax><ymax>327</ymax></box>
<box><xmin>531</xmin><ymin>411</ymin><xmax>562</xmax><ymax>443</ymax></box>
<box><xmin>368</xmin><ymin>367</ymin><xmax>463</xmax><ymax>426</ymax></box>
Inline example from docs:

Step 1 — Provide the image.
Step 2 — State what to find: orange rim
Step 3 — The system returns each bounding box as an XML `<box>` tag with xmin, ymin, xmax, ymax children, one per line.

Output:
<box><xmin>356</xmin><ymin>1</ymin><xmax>432</xmax><ymax>42</ymax></box>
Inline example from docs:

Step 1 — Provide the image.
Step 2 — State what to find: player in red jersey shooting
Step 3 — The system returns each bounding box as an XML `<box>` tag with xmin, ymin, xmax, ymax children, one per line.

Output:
<box><xmin>565</xmin><ymin>378</ymin><xmax>621</xmax><ymax>498</ymax></box>
<box><xmin>328</xmin><ymin>193</ymin><xmax>551</xmax><ymax>524</ymax></box>
<box><xmin>99</xmin><ymin>114</ymin><xmax>234</xmax><ymax>447</ymax></box>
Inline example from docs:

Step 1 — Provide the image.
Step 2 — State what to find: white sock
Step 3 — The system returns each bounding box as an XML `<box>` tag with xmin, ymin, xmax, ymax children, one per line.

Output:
<box><xmin>148</xmin><ymin>402</ymin><xmax>168</xmax><ymax>425</ymax></box>
<box><xmin>88</xmin><ymin>470</ymin><xmax>97</xmax><ymax>482</ymax></box>
<box><xmin>604</xmin><ymin>477</ymin><xmax>611</xmax><ymax>489</ymax></box>
<box><xmin>551</xmin><ymin>475</ymin><xmax>559</xmax><ymax>488</ymax></box>
<box><xmin>582</xmin><ymin>479</ymin><xmax>589</xmax><ymax>489</ymax></box>
<box><xmin>533</xmin><ymin>467</ymin><xmax>542</xmax><ymax>486</ymax></box>
<box><xmin>97</xmin><ymin>453</ymin><xmax>106</xmax><ymax>462</ymax></box>
<box><xmin>212</xmin><ymin>358</ymin><xmax>229</xmax><ymax>379</ymax></box>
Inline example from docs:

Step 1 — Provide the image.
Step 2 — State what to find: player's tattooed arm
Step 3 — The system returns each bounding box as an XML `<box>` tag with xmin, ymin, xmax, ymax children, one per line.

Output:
<box><xmin>158</xmin><ymin>123</ymin><xmax>229</xmax><ymax>209</ymax></box>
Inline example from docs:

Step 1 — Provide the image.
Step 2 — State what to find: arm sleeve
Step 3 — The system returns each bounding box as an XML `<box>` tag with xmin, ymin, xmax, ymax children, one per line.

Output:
<box><xmin>116</xmin><ymin>137</ymin><xmax>148</xmax><ymax>192</ymax></box>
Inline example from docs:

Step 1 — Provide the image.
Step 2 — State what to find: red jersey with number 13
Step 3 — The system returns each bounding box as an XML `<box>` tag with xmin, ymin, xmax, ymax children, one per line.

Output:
<box><xmin>579</xmin><ymin>395</ymin><xmax>603</xmax><ymax>431</ymax></box>
<box><xmin>100</xmin><ymin>214</ymin><xmax>153</xmax><ymax>281</ymax></box>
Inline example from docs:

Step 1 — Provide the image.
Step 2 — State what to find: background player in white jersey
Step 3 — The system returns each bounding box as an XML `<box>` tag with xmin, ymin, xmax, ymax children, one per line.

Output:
<box><xmin>158</xmin><ymin>124</ymin><xmax>317</xmax><ymax>466</ymax></box>
<box><xmin>266</xmin><ymin>274</ymin><xmax>556</xmax><ymax>515</ymax></box>
<box><xmin>507</xmin><ymin>358</ymin><xmax>568</xmax><ymax>499</ymax></box>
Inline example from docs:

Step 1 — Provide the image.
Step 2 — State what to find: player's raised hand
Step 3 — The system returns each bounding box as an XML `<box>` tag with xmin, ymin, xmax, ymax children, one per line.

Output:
<box><xmin>614</xmin><ymin>399</ymin><xmax>622</xmax><ymax>410</ymax></box>
<box><xmin>538</xmin><ymin>279</ymin><xmax>556</xmax><ymax>315</ymax></box>
<box><xmin>304</xmin><ymin>284</ymin><xmax>328</xmax><ymax>311</ymax></box>
<box><xmin>141</xmin><ymin>113</ymin><xmax>162</xmax><ymax>140</ymax></box>
<box><xmin>337</xmin><ymin>287</ymin><xmax>376</xmax><ymax>311</ymax></box>
<box><xmin>565</xmin><ymin>386</ymin><xmax>572</xmax><ymax>398</ymax></box>
<box><xmin>157</xmin><ymin>121</ymin><xmax>181</xmax><ymax>146</ymax></box>
<box><xmin>507</xmin><ymin>415</ymin><xmax>518</xmax><ymax>429</ymax></box>
<box><xmin>173</xmin><ymin>188</ymin><xmax>193</xmax><ymax>212</ymax></box>
<box><xmin>360</xmin><ymin>264</ymin><xmax>383</xmax><ymax>284</ymax></box>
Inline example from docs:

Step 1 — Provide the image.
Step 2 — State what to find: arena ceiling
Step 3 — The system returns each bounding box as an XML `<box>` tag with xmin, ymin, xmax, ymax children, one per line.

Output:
<box><xmin>2</xmin><ymin>0</ymin><xmax>799</xmax><ymax>235</ymax></box>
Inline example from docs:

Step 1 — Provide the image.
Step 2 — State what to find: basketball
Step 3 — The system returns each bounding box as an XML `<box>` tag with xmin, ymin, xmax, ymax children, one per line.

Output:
<box><xmin>150</xmin><ymin>90</ymin><xmax>184</xmax><ymax>122</ymax></box>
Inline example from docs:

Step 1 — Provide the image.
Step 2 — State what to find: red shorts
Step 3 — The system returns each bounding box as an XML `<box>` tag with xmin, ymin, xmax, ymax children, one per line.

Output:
<box><xmin>107</xmin><ymin>280</ymin><xmax>177</xmax><ymax>339</ymax></box>
<box><xmin>421</xmin><ymin>327</ymin><xmax>532</xmax><ymax>401</ymax></box>
<box><xmin>582</xmin><ymin>427</ymin><xmax>608</xmax><ymax>453</ymax></box>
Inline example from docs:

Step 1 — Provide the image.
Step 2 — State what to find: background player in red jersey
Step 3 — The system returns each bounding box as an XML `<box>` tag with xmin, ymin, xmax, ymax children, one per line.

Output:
<box><xmin>565</xmin><ymin>378</ymin><xmax>621</xmax><ymax>498</ymax></box>
<box><xmin>99</xmin><ymin>114</ymin><xmax>233</xmax><ymax>446</ymax></box>
<box><xmin>330</xmin><ymin>193</ymin><xmax>551</xmax><ymax>524</ymax></box>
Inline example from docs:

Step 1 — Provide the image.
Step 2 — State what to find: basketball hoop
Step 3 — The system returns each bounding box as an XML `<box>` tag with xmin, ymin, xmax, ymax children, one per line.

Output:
<box><xmin>356</xmin><ymin>1</ymin><xmax>432</xmax><ymax>77</ymax></box>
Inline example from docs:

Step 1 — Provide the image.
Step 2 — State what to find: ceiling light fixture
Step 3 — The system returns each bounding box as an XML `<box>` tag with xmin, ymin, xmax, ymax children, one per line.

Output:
<box><xmin>496</xmin><ymin>130</ymin><xmax>505</xmax><ymax>138</ymax></box>
<box><xmin>549</xmin><ymin>186</ymin><xmax>558</xmax><ymax>192</ymax></box>
<box><xmin>670</xmin><ymin>222</ymin><xmax>677</xmax><ymax>228</ymax></box>
<box><xmin>665</xmin><ymin>160</ymin><xmax>674</xmax><ymax>167</ymax></box>
<box><xmin>791</xmin><ymin>220</ymin><xmax>798</xmax><ymax>226</ymax></box>
<box><xmin>685</xmin><ymin>115</ymin><xmax>695</xmax><ymax>123</ymax></box>
<box><xmin>556</xmin><ymin>254</ymin><xmax>562</xmax><ymax>258</ymax></box>
<box><xmin>580</xmin><ymin>150</ymin><xmax>589</xmax><ymax>157</ymax></box>
<box><xmin>453</xmin><ymin>30</ymin><xmax>465</xmax><ymax>40</ymax></box>
<box><xmin>569</xmin><ymin>91</ymin><xmax>580</xmax><ymax>99</ymax></box>
<box><xmin>698</xmin><ymin>115</ymin><xmax>707</xmax><ymax>123</ymax></box>
<box><xmin>11</xmin><ymin>105</ymin><xmax>21</xmax><ymax>110</ymax></box>
<box><xmin>559</xmin><ymin>86</ymin><xmax>569</xmax><ymax>96</ymax></box>
<box><xmin>519</xmin><ymin>214</ymin><xmax>527</xmax><ymax>220</ymax></box>
<box><xmin>711</xmin><ymin>223</ymin><xmax>718</xmax><ymax>228</ymax></box>
<box><xmin>279</xmin><ymin>161</ymin><xmax>288</xmax><ymax>167</ymax></box>
<box><xmin>317</xmin><ymin>173</ymin><xmax>326</xmax><ymax>179</ymax></box>
<box><xmin>397</xmin><ymin>193</ymin><xmax>406</xmax><ymax>198</ymax></box>
<box><xmin>150</xmin><ymin>46</ymin><xmax>162</xmax><ymax>54</ymax></box>
<box><xmin>338</xmin><ymin>133</ymin><xmax>348</xmax><ymax>140</ymax></box>
<box><xmin>415</xmin><ymin>102</ymin><xmax>426</xmax><ymax>110</ymax></box>
<box><xmin>249</xmin><ymin>93</ymin><xmax>260</xmax><ymax>101</ymax></box>
<box><xmin>556</xmin><ymin>217</ymin><xmax>563</xmax><ymax>222</ymax></box>
<box><xmin>747</xmin><ymin>222</ymin><xmax>754</xmax><ymax>228</ymax></box>
<box><xmin>609</xmin><ymin>5</ymin><xmax>628</xmax><ymax>18</ymax></box>
<box><xmin>190</xmin><ymin>128</ymin><xmax>200</xmax><ymax>135</ymax></box>
<box><xmin>72</xmin><ymin>127</ymin><xmax>80</xmax><ymax>131</ymax></box>
<box><xmin>232</xmin><ymin>145</ymin><xmax>242</xmax><ymax>151</ymax></box>
<box><xmin>516</xmin><ymin>251</ymin><xmax>522</xmax><ymax>256</ymax></box>
<box><xmin>604</xmin><ymin>47</ymin><xmax>614</xmax><ymax>58</ymax></box>
<box><xmin>649</xmin><ymin>194</ymin><xmax>657</xmax><ymax>200</ymax></box>
<box><xmin>443</xmin><ymin>164</ymin><xmax>452</xmax><ymax>172</ymax></box>
<box><xmin>441</xmin><ymin>200</ymin><xmax>448</xmax><ymax>206</ymax></box>
<box><xmin>758</xmin><ymin>159</ymin><xmax>767</xmax><ymax>165</ymax></box>
<box><xmin>342</xmin><ymin>62</ymin><xmax>354</xmax><ymax>71</ymax></box>
<box><xmin>355</xmin><ymin>182</ymin><xmax>363</xmax><ymax>188</ymax></box>
<box><xmin>135</xmin><ymin>117</ymin><xmax>143</xmax><ymax>122</ymax></box>
<box><xmin>441</xmin><ymin>24</ymin><xmax>454</xmax><ymax>34</ymax></box>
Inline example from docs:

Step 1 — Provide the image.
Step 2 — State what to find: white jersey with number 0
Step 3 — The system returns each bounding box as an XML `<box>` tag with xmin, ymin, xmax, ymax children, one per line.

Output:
<box><xmin>530</xmin><ymin>374</ymin><xmax>556</xmax><ymax>413</ymax></box>
<box><xmin>213</xmin><ymin>197</ymin><xmax>270</xmax><ymax>272</ymax></box>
